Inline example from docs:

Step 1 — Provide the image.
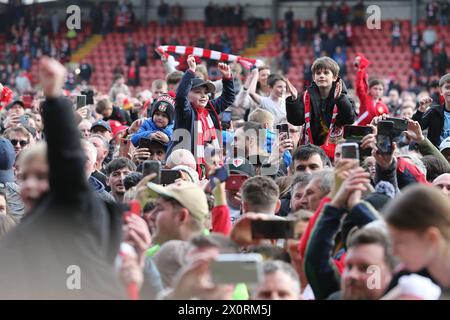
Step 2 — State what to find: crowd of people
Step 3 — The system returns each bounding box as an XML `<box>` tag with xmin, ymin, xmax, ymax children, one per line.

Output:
<box><xmin>0</xmin><ymin>1</ymin><xmax>450</xmax><ymax>302</ymax></box>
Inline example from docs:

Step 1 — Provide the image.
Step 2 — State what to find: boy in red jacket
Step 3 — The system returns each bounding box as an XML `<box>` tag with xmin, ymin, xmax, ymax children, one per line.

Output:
<box><xmin>0</xmin><ymin>83</ymin><xmax>13</xmax><ymax>110</ymax></box>
<box><xmin>354</xmin><ymin>53</ymin><xmax>389</xmax><ymax>126</ymax></box>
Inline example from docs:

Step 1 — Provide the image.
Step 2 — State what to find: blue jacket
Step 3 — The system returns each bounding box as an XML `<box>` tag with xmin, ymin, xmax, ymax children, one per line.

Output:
<box><xmin>266</xmin><ymin>129</ymin><xmax>292</xmax><ymax>168</ymax></box>
<box><xmin>166</xmin><ymin>70</ymin><xmax>235</xmax><ymax>158</ymax></box>
<box><xmin>131</xmin><ymin>118</ymin><xmax>174</xmax><ymax>147</ymax></box>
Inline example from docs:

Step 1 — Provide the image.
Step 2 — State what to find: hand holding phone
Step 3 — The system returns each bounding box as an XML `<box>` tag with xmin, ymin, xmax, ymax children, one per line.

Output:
<box><xmin>208</xmin><ymin>165</ymin><xmax>230</xmax><ymax>191</ymax></box>
<box><xmin>210</xmin><ymin>253</ymin><xmax>263</xmax><ymax>285</ymax></box>
<box><xmin>76</xmin><ymin>95</ymin><xmax>87</xmax><ymax>109</ymax></box>
<box><xmin>341</xmin><ymin>142</ymin><xmax>360</xmax><ymax>160</ymax></box>
<box><xmin>376</xmin><ymin>121</ymin><xmax>394</xmax><ymax>154</ymax></box>
<box><xmin>276</xmin><ymin>123</ymin><xmax>290</xmax><ymax>140</ymax></box>
<box><xmin>142</xmin><ymin>160</ymin><xmax>161</xmax><ymax>184</ymax></box>
<box><xmin>251</xmin><ymin>219</ymin><xmax>296</xmax><ymax>239</ymax></box>
<box><xmin>343</xmin><ymin>125</ymin><xmax>373</xmax><ymax>142</ymax></box>
<box><xmin>160</xmin><ymin>169</ymin><xmax>182</xmax><ymax>185</ymax></box>
<box><xmin>123</xmin><ymin>200</ymin><xmax>142</xmax><ymax>221</ymax></box>
<box><xmin>20</xmin><ymin>115</ymin><xmax>30</xmax><ymax>126</ymax></box>
<box><xmin>119</xmin><ymin>138</ymin><xmax>132</xmax><ymax>157</ymax></box>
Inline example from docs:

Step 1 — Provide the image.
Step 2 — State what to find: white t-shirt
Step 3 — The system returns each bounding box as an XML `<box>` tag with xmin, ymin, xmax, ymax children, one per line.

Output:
<box><xmin>259</xmin><ymin>96</ymin><xmax>287</xmax><ymax>125</ymax></box>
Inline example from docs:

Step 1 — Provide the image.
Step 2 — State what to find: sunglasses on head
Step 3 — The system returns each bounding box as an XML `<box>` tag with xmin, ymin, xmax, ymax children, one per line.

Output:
<box><xmin>9</xmin><ymin>139</ymin><xmax>29</xmax><ymax>147</ymax></box>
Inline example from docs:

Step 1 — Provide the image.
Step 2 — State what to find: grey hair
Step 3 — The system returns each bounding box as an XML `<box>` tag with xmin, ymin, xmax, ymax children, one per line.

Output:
<box><xmin>88</xmin><ymin>134</ymin><xmax>109</xmax><ymax>151</ymax></box>
<box><xmin>263</xmin><ymin>260</ymin><xmax>301</xmax><ymax>291</ymax></box>
<box><xmin>398</xmin><ymin>153</ymin><xmax>427</xmax><ymax>177</ymax></box>
<box><xmin>81</xmin><ymin>139</ymin><xmax>97</xmax><ymax>163</ymax></box>
<box><xmin>310</xmin><ymin>168</ymin><xmax>334</xmax><ymax>196</ymax></box>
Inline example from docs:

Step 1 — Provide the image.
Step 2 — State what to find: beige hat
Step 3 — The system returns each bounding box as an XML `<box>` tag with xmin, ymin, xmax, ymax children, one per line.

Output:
<box><xmin>146</xmin><ymin>180</ymin><xmax>208</xmax><ymax>222</ymax></box>
<box><xmin>152</xmin><ymin>240</ymin><xmax>189</xmax><ymax>288</ymax></box>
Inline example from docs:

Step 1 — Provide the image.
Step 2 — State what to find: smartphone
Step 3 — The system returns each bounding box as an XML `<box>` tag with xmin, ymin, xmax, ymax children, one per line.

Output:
<box><xmin>81</xmin><ymin>89</ymin><xmax>94</xmax><ymax>105</ymax></box>
<box><xmin>123</xmin><ymin>200</ymin><xmax>141</xmax><ymax>221</ymax></box>
<box><xmin>76</xmin><ymin>95</ymin><xmax>87</xmax><ymax>109</ymax></box>
<box><xmin>343</xmin><ymin>125</ymin><xmax>373</xmax><ymax>142</ymax></box>
<box><xmin>119</xmin><ymin>138</ymin><xmax>131</xmax><ymax>157</ymax></box>
<box><xmin>225</xmin><ymin>174</ymin><xmax>248</xmax><ymax>191</ymax></box>
<box><xmin>20</xmin><ymin>115</ymin><xmax>30</xmax><ymax>126</ymax></box>
<box><xmin>251</xmin><ymin>219</ymin><xmax>296</xmax><ymax>239</ymax></box>
<box><xmin>160</xmin><ymin>169</ymin><xmax>182</xmax><ymax>185</ymax></box>
<box><xmin>210</xmin><ymin>253</ymin><xmax>263</xmax><ymax>284</ymax></box>
<box><xmin>377</xmin><ymin>121</ymin><xmax>394</xmax><ymax>154</ymax></box>
<box><xmin>221</xmin><ymin>111</ymin><xmax>232</xmax><ymax>130</ymax></box>
<box><xmin>276</xmin><ymin>123</ymin><xmax>290</xmax><ymax>140</ymax></box>
<box><xmin>142</xmin><ymin>160</ymin><xmax>161</xmax><ymax>184</ymax></box>
<box><xmin>208</xmin><ymin>165</ymin><xmax>230</xmax><ymax>190</ymax></box>
<box><xmin>341</xmin><ymin>142</ymin><xmax>360</xmax><ymax>160</ymax></box>
<box><xmin>386</xmin><ymin>117</ymin><xmax>408</xmax><ymax>138</ymax></box>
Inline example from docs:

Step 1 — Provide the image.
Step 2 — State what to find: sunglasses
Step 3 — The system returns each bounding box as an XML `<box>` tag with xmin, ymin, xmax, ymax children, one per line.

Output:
<box><xmin>9</xmin><ymin>139</ymin><xmax>29</xmax><ymax>147</ymax></box>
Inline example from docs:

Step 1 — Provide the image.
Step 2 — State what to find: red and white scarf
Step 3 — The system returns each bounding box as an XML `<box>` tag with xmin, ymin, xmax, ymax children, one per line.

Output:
<box><xmin>195</xmin><ymin>107</ymin><xmax>220</xmax><ymax>165</ymax></box>
<box><xmin>301</xmin><ymin>91</ymin><xmax>340</xmax><ymax>145</ymax></box>
<box><xmin>156</xmin><ymin>45</ymin><xmax>264</xmax><ymax>70</ymax></box>
<box><xmin>301</xmin><ymin>91</ymin><xmax>342</xmax><ymax>159</ymax></box>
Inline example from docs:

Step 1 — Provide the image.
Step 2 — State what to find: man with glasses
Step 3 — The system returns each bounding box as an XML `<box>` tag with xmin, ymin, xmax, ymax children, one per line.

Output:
<box><xmin>3</xmin><ymin>126</ymin><xmax>32</xmax><ymax>156</ymax></box>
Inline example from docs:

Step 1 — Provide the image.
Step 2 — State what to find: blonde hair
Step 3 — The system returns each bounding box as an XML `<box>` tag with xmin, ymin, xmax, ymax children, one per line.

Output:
<box><xmin>195</xmin><ymin>64</ymin><xmax>209</xmax><ymax>81</ymax></box>
<box><xmin>248</xmin><ymin>108</ymin><xmax>274</xmax><ymax>127</ymax></box>
<box><xmin>16</xmin><ymin>142</ymin><xmax>47</xmax><ymax>169</ymax></box>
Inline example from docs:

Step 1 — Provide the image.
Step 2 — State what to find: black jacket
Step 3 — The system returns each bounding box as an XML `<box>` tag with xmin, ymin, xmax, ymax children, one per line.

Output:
<box><xmin>166</xmin><ymin>70</ymin><xmax>235</xmax><ymax>158</ymax></box>
<box><xmin>285</xmin><ymin>80</ymin><xmax>356</xmax><ymax>146</ymax></box>
<box><xmin>0</xmin><ymin>97</ymin><xmax>125</xmax><ymax>299</ymax></box>
<box><xmin>412</xmin><ymin>104</ymin><xmax>445</xmax><ymax>147</ymax></box>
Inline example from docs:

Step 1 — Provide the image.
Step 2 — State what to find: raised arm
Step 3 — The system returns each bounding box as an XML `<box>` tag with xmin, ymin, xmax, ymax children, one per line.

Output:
<box><xmin>175</xmin><ymin>55</ymin><xmax>197</xmax><ymax>120</ymax></box>
<box><xmin>210</xmin><ymin>63</ymin><xmax>235</xmax><ymax>114</ymax></box>
<box><xmin>247</xmin><ymin>68</ymin><xmax>262</xmax><ymax>105</ymax></box>
<box><xmin>304</xmin><ymin>204</ymin><xmax>344</xmax><ymax>300</ymax></box>
<box><xmin>405</xmin><ymin>119</ymin><xmax>450</xmax><ymax>171</ymax></box>
<box><xmin>40</xmin><ymin>58</ymin><xmax>89</xmax><ymax>203</ymax></box>
<box><xmin>285</xmin><ymin>95</ymin><xmax>306</xmax><ymax>126</ymax></box>
<box><xmin>412</xmin><ymin>97</ymin><xmax>434</xmax><ymax>130</ymax></box>
<box><xmin>354</xmin><ymin>54</ymin><xmax>370</xmax><ymax>116</ymax></box>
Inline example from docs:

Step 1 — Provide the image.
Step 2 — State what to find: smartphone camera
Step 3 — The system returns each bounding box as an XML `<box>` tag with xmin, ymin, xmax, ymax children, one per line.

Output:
<box><xmin>221</xmin><ymin>111</ymin><xmax>232</xmax><ymax>130</ymax></box>
<box><xmin>341</xmin><ymin>142</ymin><xmax>360</xmax><ymax>160</ymax></box>
<box><xmin>377</xmin><ymin>121</ymin><xmax>394</xmax><ymax>154</ymax></box>
<box><xmin>276</xmin><ymin>123</ymin><xmax>290</xmax><ymax>140</ymax></box>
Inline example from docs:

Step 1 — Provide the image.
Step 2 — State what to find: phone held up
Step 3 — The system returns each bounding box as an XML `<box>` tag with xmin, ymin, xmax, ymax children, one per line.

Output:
<box><xmin>377</xmin><ymin>120</ymin><xmax>394</xmax><ymax>154</ymax></box>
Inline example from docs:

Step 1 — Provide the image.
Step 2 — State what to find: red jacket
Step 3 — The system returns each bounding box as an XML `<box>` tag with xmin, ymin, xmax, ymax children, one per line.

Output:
<box><xmin>298</xmin><ymin>197</ymin><xmax>345</xmax><ymax>274</ymax></box>
<box><xmin>354</xmin><ymin>53</ymin><xmax>389</xmax><ymax>126</ymax></box>
<box><xmin>211</xmin><ymin>205</ymin><xmax>232</xmax><ymax>235</ymax></box>
<box><xmin>0</xmin><ymin>86</ymin><xmax>13</xmax><ymax>110</ymax></box>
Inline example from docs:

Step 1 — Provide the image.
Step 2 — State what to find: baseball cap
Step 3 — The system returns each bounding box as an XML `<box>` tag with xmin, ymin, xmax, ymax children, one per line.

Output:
<box><xmin>5</xmin><ymin>100</ymin><xmax>25</xmax><ymax>111</ymax></box>
<box><xmin>91</xmin><ymin>119</ymin><xmax>112</xmax><ymax>132</ymax></box>
<box><xmin>227</xmin><ymin>157</ymin><xmax>256</xmax><ymax>177</ymax></box>
<box><xmin>191</xmin><ymin>78</ymin><xmax>216</xmax><ymax>94</ymax></box>
<box><xmin>146</xmin><ymin>180</ymin><xmax>208</xmax><ymax>222</ymax></box>
<box><xmin>0</xmin><ymin>138</ymin><xmax>15</xmax><ymax>183</ymax></box>
<box><xmin>439</xmin><ymin>136</ymin><xmax>450</xmax><ymax>152</ymax></box>
<box><xmin>108</xmin><ymin>120</ymin><xmax>128</xmax><ymax>137</ymax></box>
